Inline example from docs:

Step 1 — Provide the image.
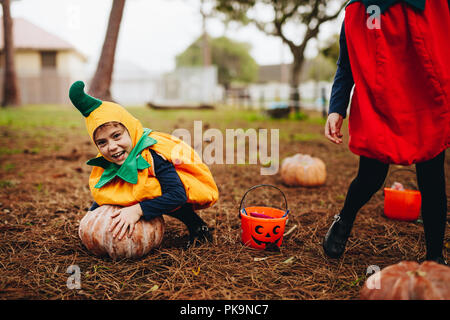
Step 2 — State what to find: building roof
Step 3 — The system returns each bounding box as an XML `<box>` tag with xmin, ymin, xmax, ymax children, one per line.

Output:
<box><xmin>0</xmin><ymin>17</ymin><xmax>82</xmax><ymax>54</ymax></box>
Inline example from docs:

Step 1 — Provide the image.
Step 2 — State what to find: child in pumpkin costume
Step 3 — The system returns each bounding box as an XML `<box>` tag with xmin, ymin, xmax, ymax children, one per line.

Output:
<box><xmin>323</xmin><ymin>0</ymin><xmax>449</xmax><ymax>264</ymax></box>
<box><xmin>69</xmin><ymin>81</ymin><xmax>219</xmax><ymax>247</ymax></box>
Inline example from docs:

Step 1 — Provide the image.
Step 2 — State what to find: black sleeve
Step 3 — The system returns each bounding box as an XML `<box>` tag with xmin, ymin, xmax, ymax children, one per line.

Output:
<box><xmin>328</xmin><ymin>21</ymin><xmax>355</xmax><ymax>119</ymax></box>
<box><xmin>89</xmin><ymin>201</ymin><xmax>100</xmax><ymax>211</ymax></box>
<box><xmin>138</xmin><ymin>149</ymin><xmax>188</xmax><ymax>220</ymax></box>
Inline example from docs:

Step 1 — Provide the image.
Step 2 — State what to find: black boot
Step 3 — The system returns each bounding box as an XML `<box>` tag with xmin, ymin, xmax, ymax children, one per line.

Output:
<box><xmin>187</xmin><ymin>224</ymin><xmax>213</xmax><ymax>249</ymax></box>
<box><xmin>323</xmin><ymin>215</ymin><xmax>354</xmax><ymax>259</ymax></box>
<box><xmin>165</xmin><ymin>204</ymin><xmax>213</xmax><ymax>249</ymax></box>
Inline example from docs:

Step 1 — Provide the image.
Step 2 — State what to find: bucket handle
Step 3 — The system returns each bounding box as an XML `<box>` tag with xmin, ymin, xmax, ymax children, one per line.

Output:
<box><xmin>239</xmin><ymin>184</ymin><xmax>289</xmax><ymax>219</ymax></box>
<box><xmin>383</xmin><ymin>168</ymin><xmax>418</xmax><ymax>190</ymax></box>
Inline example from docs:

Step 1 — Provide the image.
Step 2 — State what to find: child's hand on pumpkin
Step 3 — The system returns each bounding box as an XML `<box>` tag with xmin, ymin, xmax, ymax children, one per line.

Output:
<box><xmin>325</xmin><ymin>113</ymin><xmax>344</xmax><ymax>144</ymax></box>
<box><xmin>109</xmin><ymin>204</ymin><xmax>143</xmax><ymax>240</ymax></box>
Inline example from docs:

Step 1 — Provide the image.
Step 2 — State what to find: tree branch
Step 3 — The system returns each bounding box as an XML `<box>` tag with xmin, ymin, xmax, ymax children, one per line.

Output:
<box><xmin>253</xmin><ymin>1</ymin><xmax>303</xmax><ymax>53</ymax></box>
<box><xmin>275</xmin><ymin>1</ymin><xmax>302</xmax><ymax>28</ymax></box>
<box><xmin>318</xmin><ymin>0</ymin><xmax>347</xmax><ymax>24</ymax></box>
<box><xmin>299</xmin><ymin>0</ymin><xmax>346</xmax><ymax>55</ymax></box>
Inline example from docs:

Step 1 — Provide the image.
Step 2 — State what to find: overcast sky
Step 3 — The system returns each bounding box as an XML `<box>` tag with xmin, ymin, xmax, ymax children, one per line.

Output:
<box><xmin>8</xmin><ymin>0</ymin><xmax>344</xmax><ymax>75</ymax></box>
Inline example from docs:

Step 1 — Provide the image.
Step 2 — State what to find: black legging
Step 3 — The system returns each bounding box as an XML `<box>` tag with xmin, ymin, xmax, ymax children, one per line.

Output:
<box><xmin>339</xmin><ymin>151</ymin><xmax>447</xmax><ymax>259</ymax></box>
<box><xmin>164</xmin><ymin>203</ymin><xmax>207</xmax><ymax>235</ymax></box>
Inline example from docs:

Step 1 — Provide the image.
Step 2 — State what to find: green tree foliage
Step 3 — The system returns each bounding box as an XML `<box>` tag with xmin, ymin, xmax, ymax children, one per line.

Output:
<box><xmin>176</xmin><ymin>35</ymin><xmax>258</xmax><ymax>88</ymax></box>
<box><xmin>320</xmin><ymin>33</ymin><xmax>340</xmax><ymax>64</ymax></box>
<box><xmin>307</xmin><ymin>54</ymin><xmax>336</xmax><ymax>82</ymax></box>
<box><xmin>306</xmin><ymin>33</ymin><xmax>340</xmax><ymax>82</ymax></box>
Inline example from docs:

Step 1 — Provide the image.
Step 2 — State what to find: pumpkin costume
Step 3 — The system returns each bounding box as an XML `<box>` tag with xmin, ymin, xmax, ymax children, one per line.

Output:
<box><xmin>324</xmin><ymin>0</ymin><xmax>448</xmax><ymax>264</ymax></box>
<box><xmin>69</xmin><ymin>81</ymin><xmax>219</xmax><ymax>246</ymax></box>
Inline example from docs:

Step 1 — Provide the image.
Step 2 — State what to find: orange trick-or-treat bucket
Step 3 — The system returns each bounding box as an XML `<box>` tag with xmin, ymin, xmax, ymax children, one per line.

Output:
<box><xmin>383</xmin><ymin>169</ymin><xmax>421</xmax><ymax>221</ymax></box>
<box><xmin>239</xmin><ymin>184</ymin><xmax>289</xmax><ymax>250</ymax></box>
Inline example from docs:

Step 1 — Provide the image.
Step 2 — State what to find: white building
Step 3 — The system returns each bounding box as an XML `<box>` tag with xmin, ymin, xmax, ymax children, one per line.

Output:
<box><xmin>247</xmin><ymin>62</ymin><xmax>333</xmax><ymax>111</ymax></box>
<box><xmin>109</xmin><ymin>60</ymin><xmax>158</xmax><ymax>106</ymax></box>
<box><xmin>153</xmin><ymin>66</ymin><xmax>220</xmax><ymax>106</ymax></box>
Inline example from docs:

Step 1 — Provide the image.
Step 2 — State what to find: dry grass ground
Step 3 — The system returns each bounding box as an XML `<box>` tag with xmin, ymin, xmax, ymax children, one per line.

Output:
<box><xmin>0</xmin><ymin>105</ymin><xmax>448</xmax><ymax>300</ymax></box>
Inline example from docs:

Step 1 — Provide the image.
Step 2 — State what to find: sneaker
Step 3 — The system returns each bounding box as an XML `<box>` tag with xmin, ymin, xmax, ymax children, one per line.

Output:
<box><xmin>323</xmin><ymin>215</ymin><xmax>354</xmax><ymax>259</ymax></box>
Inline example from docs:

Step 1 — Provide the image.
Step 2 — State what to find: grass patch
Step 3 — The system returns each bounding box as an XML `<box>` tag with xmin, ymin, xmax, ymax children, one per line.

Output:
<box><xmin>336</xmin><ymin>194</ymin><xmax>346</xmax><ymax>201</ymax></box>
<box><xmin>2</xmin><ymin>163</ymin><xmax>15</xmax><ymax>171</ymax></box>
<box><xmin>0</xmin><ymin>147</ymin><xmax>22</xmax><ymax>155</ymax></box>
<box><xmin>290</xmin><ymin>133</ymin><xmax>323</xmax><ymax>142</ymax></box>
<box><xmin>34</xmin><ymin>182</ymin><xmax>48</xmax><ymax>196</ymax></box>
<box><xmin>53</xmin><ymin>145</ymin><xmax>62</xmax><ymax>151</ymax></box>
<box><xmin>0</xmin><ymin>180</ymin><xmax>16</xmax><ymax>188</ymax></box>
<box><xmin>305</xmin><ymin>116</ymin><xmax>327</xmax><ymax>126</ymax></box>
<box><xmin>1</xmin><ymin>104</ymin><xmax>327</xmax><ymax>135</ymax></box>
<box><xmin>0</xmin><ymin>105</ymin><xmax>83</xmax><ymax>131</ymax></box>
<box><xmin>288</xmin><ymin>111</ymin><xmax>309</xmax><ymax>121</ymax></box>
<box><xmin>35</xmin><ymin>182</ymin><xmax>44</xmax><ymax>193</ymax></box>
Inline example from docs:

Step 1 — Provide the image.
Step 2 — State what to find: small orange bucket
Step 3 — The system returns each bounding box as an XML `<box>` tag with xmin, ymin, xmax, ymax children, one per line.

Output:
<box><xmin>383</xmin><ymin>169</ymin><xmax>421</xmax><ymax>221</ymax></box>
<box><xmin>239</xmin><ymin>184</ymin><xmax>289</xmax><ymax>250</ymax></box>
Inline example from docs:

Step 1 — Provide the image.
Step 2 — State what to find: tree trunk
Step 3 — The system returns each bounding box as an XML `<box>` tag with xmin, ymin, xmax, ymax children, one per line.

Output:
<box><xmin>88</xmin><ymin>0</ymin><xmax>126</xmax><ymax>101</ymax></box>
<box><xmin>200</xmin><ymin>0</ymin><xmax>211</xmax><ymax>67</ymax></box>
<box><xmin>1</xmin><ymin>0</ymin><xmax>21</xmax><ymax>107</ymax></box>
<box><xmin>289</xmin><ymin>58</ymin><xmax>303</xmax><ymax>113</ymax></box>
<box><xmin>202</xmin><ymin>31</ymin><xmax>211</xmax><ymax>67</ymax></box>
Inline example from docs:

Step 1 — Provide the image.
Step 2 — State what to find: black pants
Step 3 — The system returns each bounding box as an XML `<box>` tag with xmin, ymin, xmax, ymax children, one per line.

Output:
<box><xmin>339</xmin><ymin>151</ymin><xmax>447</xmax><ymax>259</ymax></box>
<box><xmin>164</xmin><ymin>203</ymin><xmax>206</xmax><ymax>235</ymax></box>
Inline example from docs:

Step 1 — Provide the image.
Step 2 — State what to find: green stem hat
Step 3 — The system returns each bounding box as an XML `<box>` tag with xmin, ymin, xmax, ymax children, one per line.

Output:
<box><xmin>69</xmin><ymin>81</ymin><xmax>102</xmax><ymax>117</ymax></box>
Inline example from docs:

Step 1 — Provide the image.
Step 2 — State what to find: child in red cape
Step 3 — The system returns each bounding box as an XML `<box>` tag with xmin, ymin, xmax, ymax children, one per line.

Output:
<box><xmin>323</xmin><ymin>0</ymin><xmax>449</xmax><ymax>265</ymax></box>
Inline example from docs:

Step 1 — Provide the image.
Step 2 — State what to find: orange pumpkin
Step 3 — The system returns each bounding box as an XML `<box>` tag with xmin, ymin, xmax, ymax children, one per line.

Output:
<box><xmin>78</xmin><ymin>205</ymin><xmax>165</xmax><ymax>260</ymax></box>
<box><xmin>360</xmin><ymin>261</ymin><xmax>450</xmax><ymax>300</ymax></box>
<box><xmin>280</xmin><ymin>154</ymin><xmax>326</xmax><ymax>187</ymax></box>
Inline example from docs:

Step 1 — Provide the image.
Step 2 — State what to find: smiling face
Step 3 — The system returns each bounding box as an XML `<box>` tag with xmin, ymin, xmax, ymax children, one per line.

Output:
<box><xmin>94</xmin><ymin>122</ymin><xmax>133</xmax><ymax>166</ymax></box>
<box><xmin>241</xmin><ymin>208</ymin><xmax>287</xmax><ymax>251</ymax></box>
<box><xmin>250</xmin><ymin>223</ymin><xmax>283</xmax><ymax>249</ymax></box>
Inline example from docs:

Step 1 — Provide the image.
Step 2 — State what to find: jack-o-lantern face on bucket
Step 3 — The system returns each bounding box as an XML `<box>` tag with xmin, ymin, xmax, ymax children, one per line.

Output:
<box><xmin>240</xmin><ymin>207</ymin><xmax>287</xmax><ymax>250</ymax></box>
<box><xmin>251</xmin><ymin>224</ymin><xmax>283</xmax><ymax>249</ymax></box>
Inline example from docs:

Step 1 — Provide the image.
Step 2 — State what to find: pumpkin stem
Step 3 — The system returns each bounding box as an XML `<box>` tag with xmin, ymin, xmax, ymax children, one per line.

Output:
<box><xmin>69</xmin><ymin>81</ymin><xmax>102</xmax><ymax>117</ymax></box>
<box><xmin>406</xmin><ymin>270</ymin><xmax>427</xmax><ymax>277</ymax></box>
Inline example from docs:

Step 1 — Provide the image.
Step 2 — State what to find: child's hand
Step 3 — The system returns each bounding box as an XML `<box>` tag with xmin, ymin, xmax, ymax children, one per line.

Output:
<box><xmin>325</xmin><ymin>113</ymin><xmax>344</xmax><ymax>144</ymax></box>
<box><xmin>109</xmin><ymin>204</ymin><xmax>143</xmax><ymax>240</ymax></box>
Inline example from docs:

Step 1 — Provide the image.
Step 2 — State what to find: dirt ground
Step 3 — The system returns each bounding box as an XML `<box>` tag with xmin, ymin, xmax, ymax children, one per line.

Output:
<box><xmin>0</xmin><ymin>105</ymin><xmax>448</xmax><ymax>300</ymax></box>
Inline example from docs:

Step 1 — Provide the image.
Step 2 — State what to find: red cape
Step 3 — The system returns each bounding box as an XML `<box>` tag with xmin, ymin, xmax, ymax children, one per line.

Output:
<box><xmin>345</xmin><ymin>0</ymin><xmax>450</xmax><ymax>164</ymax></box>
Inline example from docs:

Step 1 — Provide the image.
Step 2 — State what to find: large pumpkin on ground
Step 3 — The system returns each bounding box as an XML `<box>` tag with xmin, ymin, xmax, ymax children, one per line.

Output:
<box><xmin>280</xmin><ymin>154</ymin><xmax>326</xmax><ymax>187</ymax></box>
<box><xmin>78</xmin><ymin>205</ymin><xmax>165</xmax><ymax>260</ymax></box>
<box><xmin>360</xmin><ymin>261</ymin><xmax>450</xmax><ymax>300</ymax></box>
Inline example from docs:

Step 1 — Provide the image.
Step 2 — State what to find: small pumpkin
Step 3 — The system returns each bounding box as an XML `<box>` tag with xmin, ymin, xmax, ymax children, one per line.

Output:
<box><xmin>280</xmin><ymin>154</ymin><xmax>326</xmax><ymax>187</ymax></box>
<box><xmin>78</xmin><ymin>205</ymin><xmax>165</xmax><ymax>260</ymax></box>
<box><xmin>360</xmin><ymin>261</ymin><xmax>450</xmax><ymax>300</ymax></box>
